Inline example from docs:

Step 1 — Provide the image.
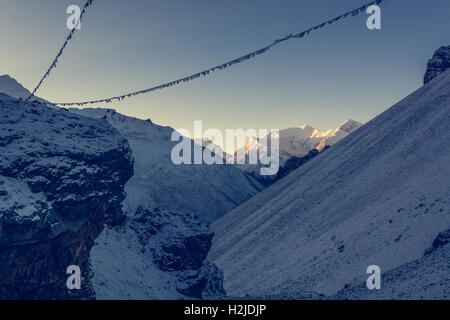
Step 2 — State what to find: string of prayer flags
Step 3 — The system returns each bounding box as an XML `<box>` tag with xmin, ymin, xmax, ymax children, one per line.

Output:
<box><xmin>54</xmin><ymin>0</ymin><xmax>384</xmax><ymax>106</ymax></box>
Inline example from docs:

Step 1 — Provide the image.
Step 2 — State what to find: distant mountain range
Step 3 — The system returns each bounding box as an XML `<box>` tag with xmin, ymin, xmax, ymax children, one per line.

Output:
<box><xmin>231</xmin><ymin>119</ymin><xmax>362</xmax><ymax>183</ymax></box>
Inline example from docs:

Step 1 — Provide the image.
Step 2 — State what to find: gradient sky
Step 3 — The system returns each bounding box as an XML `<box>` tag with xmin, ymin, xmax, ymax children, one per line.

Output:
<box><xmin>1</xmin><ymin>0</ymin><xmax>449</xmax><ymax>151</ymax></box>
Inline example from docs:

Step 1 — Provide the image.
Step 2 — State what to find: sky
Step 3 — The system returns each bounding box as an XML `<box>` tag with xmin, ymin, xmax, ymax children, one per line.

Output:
<box><xmin>1</xmin><ymin>0</ymin><xmax>449</xmax><ymax>152</ymax></box>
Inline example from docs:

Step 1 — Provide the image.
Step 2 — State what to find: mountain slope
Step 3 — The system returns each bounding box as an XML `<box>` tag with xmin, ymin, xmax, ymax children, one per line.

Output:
<box><xmin>69</xmin><ymin>108</ymin><xmax>263</xmax><ymax>223</ymax></box>
<box><xmin>208</xmin><ymin>69</ymin><xmax>450</xmax><ymax>298</ymax></box>
<box><xmin>67</xmin><ymin>108</ymin><xmax>263</xmax><ymax>299</ymax></box>
<box><xmin>0</xmin><ymin>75</ymin><xmax>50</xmax><ymax>105</ymax></box>
<box><xmin>332</xmin><ymin>232</ymin><xmax>450</xmax><ymax>300</ymax></box>
<box><xmin>0</xmin><ymin>93</ymin><xmax>133</xmax><ymax>299</ymax></box>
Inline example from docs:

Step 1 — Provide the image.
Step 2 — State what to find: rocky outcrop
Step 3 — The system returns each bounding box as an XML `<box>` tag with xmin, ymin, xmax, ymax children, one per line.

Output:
<box><xmin>130</xmin><ymin>207</ymin><xmax>225</xmax><ymax>299</ymax></box>
<box><xmin>425</xmin><ymin>227</ymin><xmax>450</xmax><ymax>256</ymax></box>
<box><xmin>0</xmin><ymin>94</ymin><xmax>133</xmax><ymax>299</ymax></box>
<box><xmin>274</xmin><ymin>147</ymin><xmax>329</xmax><ymax>182</ymax></box>
<box><xmin>424</xmin><ymin>46</ymin><xmax>450</xmax><ymax>84</ymax></box>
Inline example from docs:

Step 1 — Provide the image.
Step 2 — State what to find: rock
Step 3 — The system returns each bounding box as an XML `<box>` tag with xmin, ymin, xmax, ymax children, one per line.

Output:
<box><xmin>424</xmin><ymin>46</ymin><xmax>450</xmax><ymax>84</ymax></box>
<box><xmin>425</xmin><ymin>227</ymin><xmax>450</xmax><ymax>256</ymax></box>
<box><xmin>0</xmin><ymin>94</ymin><xmax>133</xmax><ymax>299</ymax></box>
<box><xmin>274</xmin><ymin>147</ymin><xmax>329</xmax><ymax>182</ymax></box>
<box><xmin>130</xmin><ymin>207</ymin><xmax>225</xmax><ymax>299</ymax></box>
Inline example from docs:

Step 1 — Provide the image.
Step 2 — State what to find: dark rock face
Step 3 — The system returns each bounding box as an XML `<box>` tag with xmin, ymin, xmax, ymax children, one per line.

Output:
<box><xmin>0</xmin><ymin>94</ymin><xmax>133</xmax><ymax>299</ymax></box>
<box><xmin>274</xmin><ymin>147</ymin><xmax>329</xmax><ymax>182</ymax></box>
<box><xmin>424</xmin><ymin>46</ymin><xmax>450</xmax><ymax>84</ymax></box>
<box><xmin>130</xmin><ymin>207</ymin><xmax>226</xmax><ymax>299</ymax></box>
<box><xmin>425</xmin><ymin>227</ymin><xmax>450</xmax><ymax>256</ymax></box>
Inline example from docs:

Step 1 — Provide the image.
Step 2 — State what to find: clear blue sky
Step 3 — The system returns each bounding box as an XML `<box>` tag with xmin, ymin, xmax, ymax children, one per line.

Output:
<box><xmin>1</xmin><ymin>0</ymin><xmax>449</xmax><ymax>150</ymax></box>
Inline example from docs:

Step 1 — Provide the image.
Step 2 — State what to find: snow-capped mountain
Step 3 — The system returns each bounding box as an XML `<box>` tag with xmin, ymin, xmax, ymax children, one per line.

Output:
<box><xmin>235</xmin><ymin>120</ymin><xmax>362</xmax><ymax>166</ymax></box>
<box><xmin>194</xmin><ymin>138</ymin><xmax>232</xmax><ymax>162</ymax></box>
<box><xmin>0</xmin><ymin>76</ymin><xmax>261</xmax><ymax>299</ymax></box>
<box><xmin>69</xmin><ymin>108</ymin><xmax>263</xmax><ymax>223</ymax></box>
<box><xmin>233</xmin><ymin>120</ymin><xmax>362</xmax><ymax>183</ymax></box>
<box><xmin>0</xmin><ymin>93</ymin><xmax>133</xmax><ymax>299</ymax></box>
<box><xmin>209</xmin><ymin>68</ymin><xmax>450</xmax><ymax>298</ymax></box>
<box><xmin>66</xmin><ymin>108</ymin><xmax>263</xmax><ymax>299</ymax></box>
<box><xmin>0</xmin><ymin>75</ymin><xmax>50</xmax><ymax>105</ymax></box>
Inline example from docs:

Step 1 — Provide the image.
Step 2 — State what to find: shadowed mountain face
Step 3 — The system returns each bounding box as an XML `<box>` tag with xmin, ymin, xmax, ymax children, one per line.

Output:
<box><xmin>209</xmin><ymin>69</ymin><xmax>450</xmax><ymax>298</ymax></box>
<box><xmin>0</xmin><ymin>94</ymin><xmax>133</xmax><ymax>299</ymax></box>
<box><xmin>424</xmin><ymin>46</ymin><xmax>450</xmax><ymax>84</ymax></box>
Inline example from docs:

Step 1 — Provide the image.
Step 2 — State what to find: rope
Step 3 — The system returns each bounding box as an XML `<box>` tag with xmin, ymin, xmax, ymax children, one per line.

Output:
<box><xmin>27</xmin><ymin>0</ymin><xmax>94</xmax><ymax>100</ymax></box>
<box><xmin>38</xmin><ymin>0</ymin><xmax>385</xmax><ymax>106</ymax></box>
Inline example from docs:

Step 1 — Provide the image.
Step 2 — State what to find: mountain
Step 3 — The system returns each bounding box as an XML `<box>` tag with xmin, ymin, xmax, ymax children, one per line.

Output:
<box><xmin>332</xmin><ymin>227</ymin><xmax>450</xmax><ymax>299</ymax></box>
<box><xmin>208</xmin><ymin>68</ymin><xmax>450</xmax><ymax>298</ymax></box>
<box><xmin>424</xmin><ymin>45</ymin><xmax>450</xmax><ymax>84</ymax></box>
<box><xmin>234</xmin><ymin>120</ymin><xmax>362</xmax><ymax>166</ymax></box>
<box><xmin>69</xmin><ymin>108</ymin><xmax>263</xmax><ymax>223</ymax></box>
<box><xmin>234</xmin><ymin>120</ymin><xmax>362</xmax><ymax>183</ymax></box>
<box><xmin>0</xmin><ymin>75</ymin><xmax>50</xmax><ymax>105</ymax></box>
<box><xmin>194</xmin><ymin>138</ymin><xmax>232</xmax><ymax>162</ymax></box>
<box><xmin>0</xmin><ymin>93</ymin><xmax>133</xmax><ymax>299</ymax></box>
<box><xmin>67</xmin><ymin>108</ymin><xmax>263</xmax><ymax>299</ymax></box>
<box><xmin>0</xmin><ymin>76</ymin><xmax>261</xmax><ymax>299</ymax></box>
<box><xmin>274</xmin><ymin>146</ymin><xmax>330</xmax><ymax>183</ymax></box>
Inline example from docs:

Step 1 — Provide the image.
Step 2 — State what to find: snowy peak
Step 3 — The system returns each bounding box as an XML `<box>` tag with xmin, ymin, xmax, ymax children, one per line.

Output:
<box><xmin>338</xmin><ymin>119</ymin><xmax>363</xmax><ymax>133</ymax></box>
<box><xmin>236</xmin><ymin>120</ymin><xmax>363</xmax><ymax>167</ymax></box>
<box><xmin>0</xmin><ymin>75</ymin><xmax>30</xmax><ymax>99</ymax></box>
<box><xmin>0</xmin><ymin>75</ymin><xmax>49</xmax><ymax>104</ymax></box>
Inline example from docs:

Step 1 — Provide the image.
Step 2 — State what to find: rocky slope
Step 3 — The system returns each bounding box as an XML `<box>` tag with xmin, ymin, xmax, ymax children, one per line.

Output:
<box><xmin>0</xmin><ymin>93</ymin><xmax>133</xmax><ymax>299</ymax></box>
<box><xmin>273</xmin><ymin>146</ymin><xmax>330</xmax><ymax>183</ymax></box>
<box><xmin>333</xmin><ymin>229</ymin><xmax>450</xmax><ymax>299</ymax></box>
<box><xmin>424</xmin><ymin>45</ymin><xmax>450</xmax><ymax>84</ymax></box>
<box><xmin>209</xmin><ymin>68</ymin><xmax>450</xmax><ymax>298</ymax></box>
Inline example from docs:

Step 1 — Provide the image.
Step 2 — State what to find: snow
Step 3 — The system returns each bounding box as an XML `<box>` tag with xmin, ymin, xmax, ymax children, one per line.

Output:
<box><xmin>90</xmin><ymin>225</ymin><xmax>184</xmax><ymax>300</ymax></box>
<box><xmin>332</xmin><ymin>244</ymin><xmax>450</xmax><ymax>299</ymax></box>
<box><xmin>0</xmin><ymin>76</ymin><xmax>256</xmax><ymax>299</ymax></box>
<box><xmin>234</xmin><ymin>119</ymin><xmax>363</xmax><ymax>167</ymax></box>
<box><xmin>0</xmin><ymin>75</ymin><xmax>50</xmax><ymax>105</ymax></box>
<box><xmin>0</xmin><ymin>176</ymin><xmax>44</xmax><ymax>218</ymax></box>
<box><xmin>69</xmin><ymin>108</ymin><xmax>263</xmax><ymax>223</ymax></box>
<box><xmin>68</xmin><ymin>107</ymin><xmax>263</xmax><ymax>299</ymax></box>
<box><xmin>208</xmin><ymin>69</ymin><xmax>450</xmax><ymax>298</ymax></box>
